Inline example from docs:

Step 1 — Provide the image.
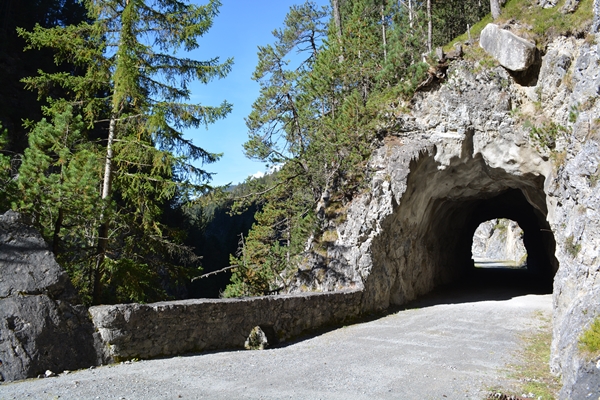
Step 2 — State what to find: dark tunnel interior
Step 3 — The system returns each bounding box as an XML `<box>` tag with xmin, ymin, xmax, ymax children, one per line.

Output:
<box><xmin>426</xmin><ymin>187</ymin><xmax>558</xmax><ymax>299</ymax></box>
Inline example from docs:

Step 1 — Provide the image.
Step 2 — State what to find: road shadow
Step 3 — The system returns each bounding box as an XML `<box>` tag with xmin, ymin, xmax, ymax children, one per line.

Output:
<box><xmin>399</xmin><ymin>266</ymin><xmax>553</xmax><ymax>310</ymax></box>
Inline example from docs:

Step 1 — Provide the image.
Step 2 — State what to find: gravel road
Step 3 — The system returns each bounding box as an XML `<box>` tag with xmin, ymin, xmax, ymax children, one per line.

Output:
<box><xmin>0</xmin><ymin>286</ymin><xmax>552</xmax><ymax>400</ymax></box>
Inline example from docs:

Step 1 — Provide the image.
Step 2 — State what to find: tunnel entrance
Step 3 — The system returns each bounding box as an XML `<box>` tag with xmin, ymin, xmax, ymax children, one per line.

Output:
<box><xmin>368</xmin><ymin>151</ymin><xmax>558</xmax><ymax>308</ymax></box>
<box><xmin>472</xmin><ymin>218</ymin><xmax>527</xmax><ymax>269</ymax></box>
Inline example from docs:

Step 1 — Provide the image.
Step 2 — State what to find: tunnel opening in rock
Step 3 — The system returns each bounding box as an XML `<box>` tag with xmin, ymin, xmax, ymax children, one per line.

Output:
<box><xmin>369</xmin><ymin>151</ymin><xmax>558</xmax><ymax>308</ymax></box>
<box><xmin>471</xmin><ymin>218</ymin><xmax>527</xmax><ymax>269</ymax></box>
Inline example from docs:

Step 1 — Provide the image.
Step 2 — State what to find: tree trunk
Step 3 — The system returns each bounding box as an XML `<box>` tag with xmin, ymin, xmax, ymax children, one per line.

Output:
<box><xmin>52</xmin><ymin>208</ymin><xmax>63</xmax><ymax>255</ymax></box>
<box><xmin>332</xmin><ymin>0</ymin><xmax>343</xmax><ymax>43</ymax></box>
<box><xmin>381</xmin><ymin>5</ymin><xmax>387</xmax><ymax>63</ymax></box>
<box><xmin>490</xmin><ymin>0</ymin><xmax>501</xmax><ymax>19</ymax></box>
<box><xmin>332</xmin><ymin>0</ymin><xmax>345</xmax><ymax>63</ymax></box>
<box><xmin>92</xmin><ymin>113</ymin><xmax>117</xmax><ymax>304</ymax></box>
<box><xmin>427</xmin><ymin>0</ymin><xmax>432</xmax><ymax>53</ymax></box>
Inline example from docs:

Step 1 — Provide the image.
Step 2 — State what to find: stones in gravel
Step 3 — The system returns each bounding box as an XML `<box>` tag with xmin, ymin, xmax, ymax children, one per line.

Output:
<box><xmin>244</xmin><ymin>326</ymin><xmax>269</xmax><ymax>350</ymax></box>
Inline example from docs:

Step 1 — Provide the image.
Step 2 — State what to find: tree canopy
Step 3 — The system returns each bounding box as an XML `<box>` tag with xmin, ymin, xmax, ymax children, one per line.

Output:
<box><xmin>12</xmin><ymin>0</ymin><xmax>232</xmax><ymax>304</ymax></box>
<box><xmin>0</xmin><ymin>0</ymin><xmax>496</xmax><ymax>303</ymax></box>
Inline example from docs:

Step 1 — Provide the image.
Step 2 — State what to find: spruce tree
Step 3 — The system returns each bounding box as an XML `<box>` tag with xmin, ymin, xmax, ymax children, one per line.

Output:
<box><xmin>17</xmin><ymin>0</ymin><xmax>232</xmax><ymax>304</ymax></box>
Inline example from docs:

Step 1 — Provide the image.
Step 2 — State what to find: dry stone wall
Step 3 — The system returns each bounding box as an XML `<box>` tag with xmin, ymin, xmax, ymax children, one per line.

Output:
<box><xmin>89</xmin><ymin>290</ymin><xmax>363</xmax><ymax>362</ymax></box>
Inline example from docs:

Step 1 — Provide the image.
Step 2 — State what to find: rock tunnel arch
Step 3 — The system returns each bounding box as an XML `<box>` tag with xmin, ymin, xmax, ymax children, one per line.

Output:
<box><xmin>363</xmin><ymin>148</ymin><xmax>558</xmax><ymax>310</ymax></box>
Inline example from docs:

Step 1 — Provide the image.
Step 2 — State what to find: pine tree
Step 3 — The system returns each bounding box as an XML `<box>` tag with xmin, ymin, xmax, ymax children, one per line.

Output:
<box><xmin>225</xmin><ymin>0</ymin><xmax>387</xmax><ymax>296</ymax></box>
<box><xmin>225</xmin><ymin>0</ymin><xmax>438</xmax><ymax>297</ymax></box>
<box><xmin>16</xmin><ymin>104</ymin><xmax>101</xmax><ymax>294</ymax></box>
<box><xmin>225</xmin><ymin>1</ymin><xmax>327</xmax><ymax>297</ymax></box>
<box><xmin>17</xmin><ymin>0</ymin><xmax>232</xmax><ymax>304</ymax></box>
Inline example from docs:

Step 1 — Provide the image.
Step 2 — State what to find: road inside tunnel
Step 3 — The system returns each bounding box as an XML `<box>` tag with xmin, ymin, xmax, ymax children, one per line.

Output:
<box><xmin>429</xmin><ymin>188</ymin><xmax>557</xmax><ymax>300</ymax></box>
<box><xmin>371</xmin><ymin>152</ymin><xmax>559</xmax><ymax>308</ymax></box>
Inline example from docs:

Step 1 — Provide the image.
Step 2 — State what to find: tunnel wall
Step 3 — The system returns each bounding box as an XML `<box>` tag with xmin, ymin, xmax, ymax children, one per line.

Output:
<box><xmin>300</xmin><ymin>35</ymin><xmax>600</xmax><ymax>397</ymax></box>
<box><xmin>299</xmin><ymin>60</ymin><xmax>557</xmax><ymax>314</ymax></box>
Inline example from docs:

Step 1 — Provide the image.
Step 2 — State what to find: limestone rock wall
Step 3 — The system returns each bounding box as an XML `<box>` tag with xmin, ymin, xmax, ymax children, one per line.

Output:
<box><xmin>537</xmin><ymin>36</ymin><xmax>600</xmax><ymax>399</ymax></box>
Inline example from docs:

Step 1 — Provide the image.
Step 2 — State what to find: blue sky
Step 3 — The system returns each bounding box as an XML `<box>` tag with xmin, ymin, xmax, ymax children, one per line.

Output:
<box><xmin>184</xmin><ymin>0</ymin><xmax>331</xmax><ymax>186</ymax></box>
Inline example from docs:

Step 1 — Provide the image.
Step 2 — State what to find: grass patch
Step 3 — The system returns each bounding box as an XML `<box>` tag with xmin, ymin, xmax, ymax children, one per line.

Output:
<box><xmin>579</xmin><ymin>316</ymin><xmax>600</xmax><ymax>357</ymax></box>
<box><xmin>488</xmin><ymin>312</ymin><xmax>561</xmax><ymax>400</ymax></box>
<box><xmin>590</xmin><ymin>170</ymin><xmax>600</xmax><ymax>187</ymax></box>
<box><xmin>446</xmin><ymin>0</ymin><xmax>594</xmax><ymax>54</ymax></box>
<box><xmin>565</xmin><ymin>234</ymin><xmax>581</xmax><ymax>258</ymax></box>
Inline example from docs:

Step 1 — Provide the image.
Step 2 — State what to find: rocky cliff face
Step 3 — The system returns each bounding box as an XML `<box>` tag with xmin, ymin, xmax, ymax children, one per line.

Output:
<box><xmin>0</xmin><ymin>211</ymin><xmax>101</xmax><ymax>381</ymax></box>
<box><xmin>539</xmin><ymin>36</ymin><xmax>600</xmax><ymax>398</ymax></box>
<box><xmin>292</xmin><ymin>28</ymin><xmax>600</xmax><ymax>398</ymax></box>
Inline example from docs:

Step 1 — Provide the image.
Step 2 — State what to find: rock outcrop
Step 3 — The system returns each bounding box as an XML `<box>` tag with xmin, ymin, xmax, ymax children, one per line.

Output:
<box><xmin>291</xmin><ymin>29</ymin><xmax>600</xmax><ymax>398</ymax></box>
<box><xmin>594</xmin><ymin>0</ymin><xmax>600</xmax><ymax>33</ymax></box>
<box><xmin>0</xmin><ymin>211</ymin><xmax>101</xmax><ymax>382</ymax></box>
<box><xmin>480</xmin><ymin>23</ymin><xmax>537</xmax><ymax>71</ymax></box>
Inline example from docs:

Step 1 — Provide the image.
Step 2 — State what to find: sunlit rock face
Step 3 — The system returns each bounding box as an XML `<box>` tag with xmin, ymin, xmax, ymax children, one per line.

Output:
<box><xmin>471</xmin><ymin>219</ymin><xmax>527</xmax><ymax>265</ymax></box>
<box><xmin>292</xmin><ymin>34</ymin><xmax>600</xmax><ymax>398</ymax></box>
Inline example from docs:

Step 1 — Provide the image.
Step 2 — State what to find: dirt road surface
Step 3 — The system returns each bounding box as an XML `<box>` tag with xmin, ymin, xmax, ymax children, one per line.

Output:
<box><xmin>0</xmin><ymin>285</ymin><xmax>551</xmax><ymax>400</ymax></box>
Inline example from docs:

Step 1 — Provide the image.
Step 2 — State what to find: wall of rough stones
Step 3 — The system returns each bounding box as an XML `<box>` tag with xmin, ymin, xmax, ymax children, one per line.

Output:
<box><xmin>90</xmin><ymin>290</ymin><xmax>363</xmax><ymax>363</ymax></box>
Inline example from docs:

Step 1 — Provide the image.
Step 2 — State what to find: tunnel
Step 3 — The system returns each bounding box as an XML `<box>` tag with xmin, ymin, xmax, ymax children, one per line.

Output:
<box><xmin>366</xmin><ymin>149</ymin><xmax>559</xmax><ymax>308</ymax></box>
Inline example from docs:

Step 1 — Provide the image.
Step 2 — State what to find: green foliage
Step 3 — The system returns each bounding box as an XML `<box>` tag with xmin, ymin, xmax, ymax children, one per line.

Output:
<box><xmin>579</xmin><ymin>317</ymin><xmax>600</xmax><ymax>356</ymax></box>
<box><xmin>494</xmin><ymin>219</ymin><xmax>509</xmax><ymax>233</ymax></box>
<box><xmin>432</xmin><ymin>0</ymin><xmax>490</xmax><ymax>48</ymax></box>
<box><xmin>16</xmin><ymin>0</ymin><xmax>231</xmax><ymax>304</ymax></box>
<box><xmin>527</xmin><ymin>120</ymin><xmax>569</xmax><ymax>150</ymax></box>
<box><xmin>0</xmin><ymin>124</ymin><xmax>17</xmax><ymax>212</ymax></box>
<box><xmin>565</xmin><ymin>234</ymin><xmax>581</xmax><ymax>258</ymax></box>
<box><xmin>493</xmin><ymin>0</ymin><xmax>593</xmax><ymax>47</ymax></box>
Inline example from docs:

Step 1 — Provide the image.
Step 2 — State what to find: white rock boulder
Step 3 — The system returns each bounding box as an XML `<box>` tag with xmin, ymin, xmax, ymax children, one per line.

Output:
<box><xmin>479</xmin><ymin>23</ymin><xmax>536</xmax><ymax>71</ymax></box>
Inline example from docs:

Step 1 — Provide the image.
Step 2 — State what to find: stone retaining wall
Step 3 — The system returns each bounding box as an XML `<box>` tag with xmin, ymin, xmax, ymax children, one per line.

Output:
<box><xmin>89</xmin><ymin>290</ymin><xmax>364</xmax><ymax>362</ymax></box>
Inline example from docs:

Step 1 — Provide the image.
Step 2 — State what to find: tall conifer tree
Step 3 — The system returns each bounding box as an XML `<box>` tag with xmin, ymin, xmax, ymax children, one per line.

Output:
<box><xmin>18</xmin><ymin>0</ymin><xmax>232</xmax><ymax>304</ymax></box>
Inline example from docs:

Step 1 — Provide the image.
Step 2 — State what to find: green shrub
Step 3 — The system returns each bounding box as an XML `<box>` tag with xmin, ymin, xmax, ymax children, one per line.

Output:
<box><xmin>579</xmin><ymin>317</ymin><xmax>600</xmax><ymax>355</ymax></box>
<box><xmin>565</xmin><ymin>234</ymin><xmax>581</xmax><ymax>258</ymax></box>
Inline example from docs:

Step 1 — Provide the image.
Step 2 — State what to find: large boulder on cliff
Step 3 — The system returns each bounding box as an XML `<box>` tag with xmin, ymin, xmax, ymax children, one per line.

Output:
<box><xmin>479</xmin><ymin>23</ymin><xmax>536</xmax><ymax>71</ymax></box>
<box><xmin>0</xmin><ymin>211</ymin><xmax>100</xmax><ymax>382</ymax></box>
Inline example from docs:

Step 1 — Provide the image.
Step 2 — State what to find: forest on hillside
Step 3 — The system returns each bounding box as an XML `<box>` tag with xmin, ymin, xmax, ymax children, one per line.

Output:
<box><xmin>0</xmin><ymin>0</ymin><xmax>494</xmax><ymax>305</ymax></box>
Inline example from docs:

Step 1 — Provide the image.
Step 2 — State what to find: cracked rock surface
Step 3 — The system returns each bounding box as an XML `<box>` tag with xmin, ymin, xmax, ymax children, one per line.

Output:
<box><xmin>0</xmin><ymin>211</ymin><xmax>100</xmax><ymax>382</ymax></box>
